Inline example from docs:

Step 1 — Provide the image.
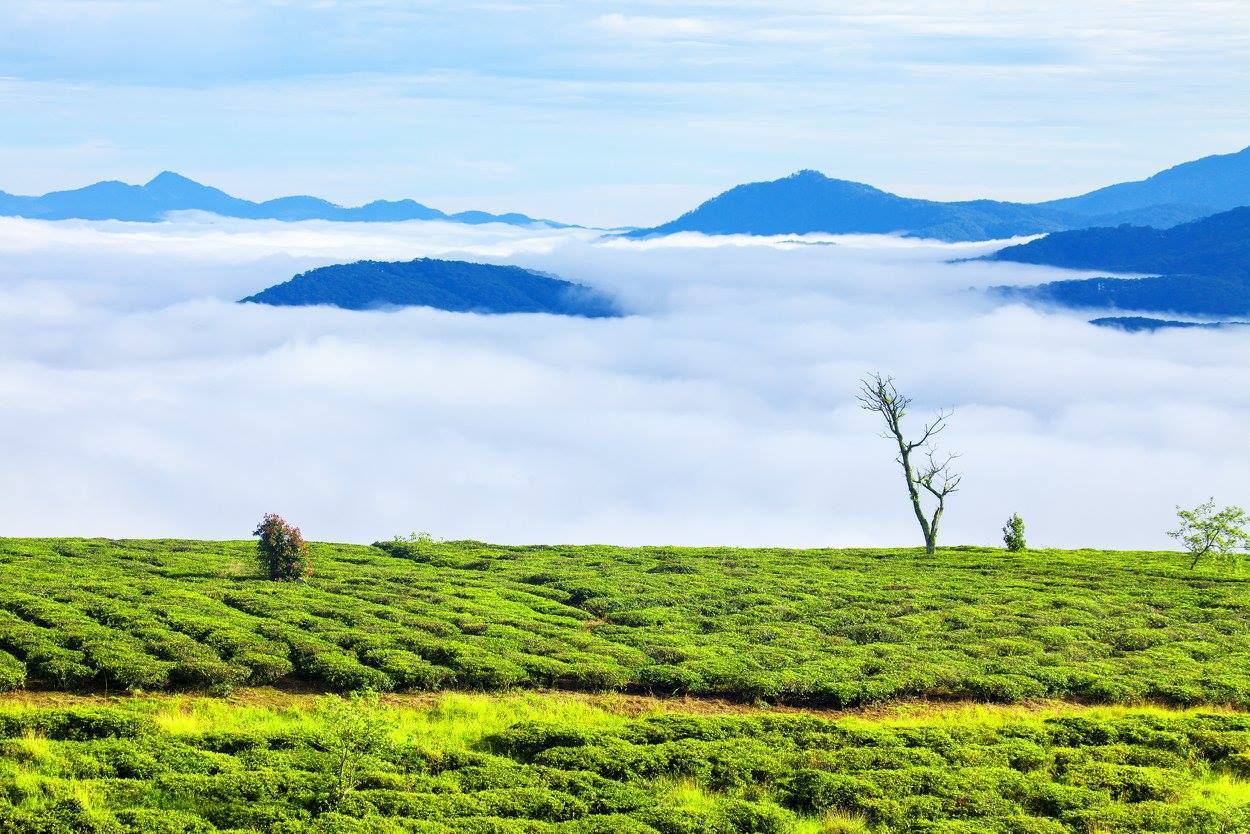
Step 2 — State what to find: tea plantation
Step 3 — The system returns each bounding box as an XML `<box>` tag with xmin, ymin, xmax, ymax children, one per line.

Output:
<box><xmin>0</xmin><ymin>538</ymin><xmax>1247</xmax><ymax>706</ymax></box>
<box><xmin>1</xmin><ymin>537</ymin><xmax>1249</xmax><ymax>832</ymax></box>
<box><xmin>2</xmin><ymin>693</ymin><xmax>1249</xmax><ymax>833</ymax></box>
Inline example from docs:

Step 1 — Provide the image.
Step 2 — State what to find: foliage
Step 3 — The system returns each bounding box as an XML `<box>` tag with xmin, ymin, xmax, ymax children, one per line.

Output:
<box><xmin>0</xmin><ymin>538</ymin><xmax>1247</xmax><ymax>707</ymax></box>
<box><xmin>1</xmin><ymin>694</ymin><xmax>1249</xmax><ymax>833</ymax></box>
<box><xmin>1003</xmin><ymin>514</ymin><xmax>1027</xmax><ymax>552</ymax></box>
<box><xmin>255</xmin><ymin>514</ymin><xmax>313</xmax><ymax>582</ymax></box>
<box><xmin>313</xmin><ymin>691</ymin><xmax>395</xmax><ymax>808</ymax></box>
<box><xmin>1168</xmin><ymin>499</ymin><xmax>1250</xmax><ymax>569</ymax></box>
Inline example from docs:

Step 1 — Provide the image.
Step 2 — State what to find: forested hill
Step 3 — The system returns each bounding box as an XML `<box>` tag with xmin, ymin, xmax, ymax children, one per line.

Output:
<box><xmin>988</xmin><ymin>207</ymin><xmax>1250</xmax><ymax>317</ymax></box>
<box><xmin>987</xmin><ymin>206</ymin><xmax>1250</xmax><ymax>277</ymax></box>
<box><xmin>240</xmin><ymin>258</ymin><xmax>621</xmax><ymax>317</ymax></box>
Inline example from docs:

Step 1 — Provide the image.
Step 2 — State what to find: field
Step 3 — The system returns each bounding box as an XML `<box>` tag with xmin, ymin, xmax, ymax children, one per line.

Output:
<box><xmin>0</xmin><ymin>537</ymin><xmax>1248</xmax><ymax>833</ymax></box>
<box><xmin>3</xmin><ymin>692</ymin><xmax>1250</xmax><ymax>834</ymax></box>
<box><xmin>0</xmin><ymin>538</ymin><xmax>1247</xmax><ymax>706</ymax></box>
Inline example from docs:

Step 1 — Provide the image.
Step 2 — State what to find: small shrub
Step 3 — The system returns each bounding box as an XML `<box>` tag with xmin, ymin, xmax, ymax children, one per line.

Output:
<box><xmin>0</xmin><ymin>650</ymin><xmax>26</xmax><ymax>692</ymax></box>
<box><xmin>254</xmin><ymin>513</ymin><xmax>313</xmax><ymax>581</ymax></box>
<box><xmin>1002</xmin><ymin>513</ymin><xmax>1027</xmax><ymax>552</ymax></box>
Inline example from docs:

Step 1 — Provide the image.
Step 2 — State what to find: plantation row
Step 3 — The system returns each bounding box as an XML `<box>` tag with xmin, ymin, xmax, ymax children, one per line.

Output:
<box><xmin>1</xmin><ymin>696</ymin><xmax>1248</xmax><ymax>833</ymax></box>
<box><xmin>0</xmin><ymin>538</ymin><xmax>1247</xmax><ymax>707</ymax></box>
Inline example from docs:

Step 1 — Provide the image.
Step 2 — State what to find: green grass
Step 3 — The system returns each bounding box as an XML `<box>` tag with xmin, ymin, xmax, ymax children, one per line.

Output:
<box><xmin>1</xmin><ymin>537</ymin><xmax>1249</xmax><ymax>831</ymax></box>
<box><xmin>0</xmin><ymin>693</ymin><xmax>1248</xmax><ymax>833</ymax></box>
<box><xmin>0</xmin><ymin>538</ymin><xmax>1247</xmax><ymax>707</ymax></box>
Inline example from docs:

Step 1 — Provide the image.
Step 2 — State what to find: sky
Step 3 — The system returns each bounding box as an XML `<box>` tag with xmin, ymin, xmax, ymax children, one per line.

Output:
<box><xmin>3</xmin><ymin>215</ymin><xmax>1248</xmax><ymax>549</ymax></box>
<box><xmin>3</xmin><ymin>1</ymin><xmax>1250</xmax><ymax>226</ymax></box>
<box><xmin>2</xmin><ymin>1</ymin><xmax>1249</xmax><ymax>550</ymax></box>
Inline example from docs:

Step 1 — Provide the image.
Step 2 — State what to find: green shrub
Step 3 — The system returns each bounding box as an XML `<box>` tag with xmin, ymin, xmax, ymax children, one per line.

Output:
<box><xmin>1002</xmin><ymin>514</ymin><xmax>1027</xmax><ymax>552</ymax></box>
<box><xmin>255</xmin><ymin>513</ymin><xmax>313</xmax><ymax>582</ymax></box>
<box><xmin>114</xmin><ymin>808</ymin><xmax>215</xmax><ymax>833</ymax></box>
<box><xmin>0</xmin><ymin>650</ymin><xmax>25</xmax><ymax>691</ymax></box>
<box><xmin>782</xmin><ymin>769</ymin><xmax>880</xmax><ymax>814</ymax></box>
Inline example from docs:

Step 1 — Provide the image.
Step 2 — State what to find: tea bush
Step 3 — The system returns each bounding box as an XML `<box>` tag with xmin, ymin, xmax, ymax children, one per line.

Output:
<box><xmin>0</xmin><ymin>538</ymin><xmax>1246</xmax><ymax>709</ymax></box>
<box><xmin>0</xmin><ymin>695</ymin><xmax>1248</xmax><ymax>833</ymax></box>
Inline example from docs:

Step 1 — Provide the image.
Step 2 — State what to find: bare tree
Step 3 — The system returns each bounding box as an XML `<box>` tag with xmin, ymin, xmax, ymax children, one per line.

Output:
<box><xmin>857</xmin><ymin>373</ymin><xmax>961</xmax><ymax>555</ymax></box>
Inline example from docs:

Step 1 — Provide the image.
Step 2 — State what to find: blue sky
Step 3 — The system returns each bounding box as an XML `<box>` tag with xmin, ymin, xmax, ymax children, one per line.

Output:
<box><xmin>4</xmin><ymin>1</ymin><xmax>1250</xmax><ymax>226</ymax></box>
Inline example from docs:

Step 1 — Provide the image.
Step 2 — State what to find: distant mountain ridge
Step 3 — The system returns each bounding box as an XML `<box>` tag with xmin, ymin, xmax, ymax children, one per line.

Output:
<box><xmin>241</xmin><ymin>257</ymin><xmax>620</xmax><ymax>317</ymax></box>
<box><xmin>0</xmin><ymin>172</ymin><xmax>570</xmax><ymax>228</ymax></box>
<box><xmin>628</xmin><ymin>146</ymin><xmax>1250</xmax><ymax>242</ymax></box>
<box><xmin>1090</xmin><ymin>316</ymin><xmax>1250</xmax><ymax>332</ymax></box>
<box><xmin>987</xmin><ymin>207</ymin><xmax>1250</xmax><ymax>317</ymax></box>
<box><xmin>987</xmin><ymin>206</ymin><xmax>1250</xmax><ymax>278</ymax></box>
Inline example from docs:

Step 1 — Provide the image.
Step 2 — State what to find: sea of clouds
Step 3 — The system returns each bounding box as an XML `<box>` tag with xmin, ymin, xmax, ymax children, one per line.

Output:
<box><xmin>1</xmin><ymin>214</ymin><xmax>1246</xmax><ymax>550</ymax></box>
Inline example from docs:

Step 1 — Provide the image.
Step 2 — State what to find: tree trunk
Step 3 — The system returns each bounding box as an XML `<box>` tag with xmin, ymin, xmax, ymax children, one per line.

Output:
<box><xmin>896</xmin><ymin>437</ymin><xmax>933</xmax><ymax>552</ymax></box>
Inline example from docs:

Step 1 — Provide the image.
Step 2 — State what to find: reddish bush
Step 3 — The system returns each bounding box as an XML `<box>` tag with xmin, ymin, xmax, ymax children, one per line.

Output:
<box><xmin>253</xmin><ymin>513</ymin><xmax>312</xmax><ymax>582</ymax></box>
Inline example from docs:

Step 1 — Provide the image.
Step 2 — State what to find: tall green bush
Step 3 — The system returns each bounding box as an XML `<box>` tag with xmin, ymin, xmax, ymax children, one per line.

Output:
<box><xmin>254</xmin><ymin>513</ymin><xmax>312</xmax><ymax>581</ymax></box>
<box><xmin>1002</xmin><ymin>513</ymin><xmax>1027</xmax><ymax>552</ymax></box>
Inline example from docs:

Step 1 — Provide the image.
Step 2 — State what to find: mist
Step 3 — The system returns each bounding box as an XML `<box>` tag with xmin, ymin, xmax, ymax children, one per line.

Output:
<box><xmin>1</xmin><ymin>214</ymin><xmax>1245</xmax><ymax>550</ymax></box>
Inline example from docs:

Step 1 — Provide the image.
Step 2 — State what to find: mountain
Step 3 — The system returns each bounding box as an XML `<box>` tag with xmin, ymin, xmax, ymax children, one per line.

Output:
<box><xmin>1089</xmin><ymin>316</ymin><xmax>1250</xmax><ymax>332</ymax></box>
<box><xmin>1041</xmin><ymin>146</ymin><xmax>1250</xmax><ymax>217</ymax></box>
<box><xmin>240</xmin><ymin>257</ymin><xmax>620</xmax><ymax>317</ymax></box>
<box><xmin>987</xmin><ymin>206</ymin><xmax>1250</xmax><ymax>277</ymax></box>
<box><xmin>0</xmin><ymin>172</ymin><xmax>570</xmax><ymax>228</ymax></box>
<box><xmin>994</xmin><ymin>273</ymin><xmax>1250</xmax><ymax>318</ymax></box>
<box><xmin>985</xmin><ymin>207</ymin><xmax>1250</xmax><ymax>316</ymax></box>
<box><xmin>628</xmin><ymin>147</ymin><xmax>1250</xmax><ymax>241</ymax></box>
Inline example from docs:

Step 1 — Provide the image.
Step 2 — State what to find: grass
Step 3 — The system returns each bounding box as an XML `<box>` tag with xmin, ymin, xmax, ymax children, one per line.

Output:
<box><xmin>0</xmin><ymin>536</ymin><xmax>1248</xmax><ymax>832</ymax></box>
<box><xmin>0</xmin><ymin>537</ymin><xmax>1246</xmax><ymax>708</ymax></box>
<box><xmin>0</xmin><ymin>691</ymin><xmax>1248</xmax><ymax>833</ymax></box>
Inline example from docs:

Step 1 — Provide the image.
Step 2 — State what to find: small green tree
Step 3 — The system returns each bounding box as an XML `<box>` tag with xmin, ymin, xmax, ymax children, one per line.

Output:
<box><xmin>253</xmin><ymin>513</ymin><xmax>312</xmax><ymax>581</ymax></box>
<box><xmin>1168</xmin><ymin>499</ymin><xmax>1250</xmax><ymax>570</ymax></box>
<box><xmin>1002</xmin><ymin>513</ymin><xmax>1027</xmax><ymax>552</ymax></box>
<box><xmin>312</xmin><ymin>690</ymin><xmax>393</xmax><ymax>809</ymax></box>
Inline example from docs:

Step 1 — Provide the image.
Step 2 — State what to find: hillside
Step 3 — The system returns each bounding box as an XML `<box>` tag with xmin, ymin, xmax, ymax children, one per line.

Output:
<box><xmin>0</xmin><ymin>171</ymin><xmax>569</xmax><ymax>228</ymax></box>
<box><xmin>239</xmin><ymin>258</ymin><xmax>621</xmax><ymax>316</ymax></box>
<box><xmin>1089</xmin><ymin>316</ymin><xmax>1250</xmax><ymax>332</ymax></box>
<box><xmin>987</xmin><ymin>207</ymin><xmax>1250</xmax><ymax>316</ymax></box>
<box><xmin>993</xmin><ymin>274</ymin><xmax>1250</xmax><ymax>317</ymax></box>
<box><xmin>1</xmin><ymin>538</ymin><xmax>1246</xmax><ymax>707</ymax></box>
<box><xmin>2</xmin><ymin>538</ymin><xmax>1249</xmax><ymax>833</ymax></box>
<box><xmin>1041</xmin><ymin>145</ymin><xmax>1250</xmax><ymax>217</ymax></box>
<box><xmin>3</xmin><ymin>692</ymin><xmax>1249</xmax><ymax>834</ymax></box>
<box><xmin>987</xmin><ymin>206</ymin><xmax>1250</xmax><ymax>278</ymax></box>
<box><xmin>624</xmin><ymin>148</ymin><xmax>1250</xmax><ymax>242</ymax></box>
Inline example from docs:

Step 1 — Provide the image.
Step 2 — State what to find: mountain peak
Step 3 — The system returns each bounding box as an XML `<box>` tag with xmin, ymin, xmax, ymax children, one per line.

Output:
<box><xmin>145</xmin><ymin>171</ymin><xmax>203</xmax><ymax>188</ymax></box>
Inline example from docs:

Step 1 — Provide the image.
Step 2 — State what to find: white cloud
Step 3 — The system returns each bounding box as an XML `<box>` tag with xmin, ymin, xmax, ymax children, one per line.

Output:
<box><xmin>0</xmin><ymin>215</ymin><xmax>1245</xmax><ymax>552</ymax></box>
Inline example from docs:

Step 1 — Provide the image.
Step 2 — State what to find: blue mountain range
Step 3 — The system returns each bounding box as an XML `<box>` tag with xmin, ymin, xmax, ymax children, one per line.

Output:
<box><xmin>0</xmin><ymin>171</ymin><xmax>569</xmax><ymax>228</ymax></box>
<box><xmin>628</xmin><ymin>146</ymin><xmax>1250</xmax><ymax>242</ymax></box>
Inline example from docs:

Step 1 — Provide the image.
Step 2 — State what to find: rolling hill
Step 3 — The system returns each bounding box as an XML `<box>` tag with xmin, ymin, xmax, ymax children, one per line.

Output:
<box><xmin>987</xmin><ymin>206</ymin><xmax>1250</xmax><ymax>278</ymax></box>
<box><xmin>987</xmin><ymin>207</ymin><xmax>1250</xmax><ymax>316</ymax></box>
<box><xmin>1</xmin><ymin>537</ymin><xmax>1248</xmax><ymax>832</ymax></box>
<box><xmin>627</xmin><ymin>146</ymin><xmax>1250</xmax><ymax>242</ymax></box>
<box><xmin>240</xmin><ymin>258</ymin><xmax>621</xmax><ymax>316</ymax></box>
<box><xmin>1</xmin><ymin>537</ymin><xmax>1245</xmax><ymax>706</ymax></box>
<box><xmin>0</xmin><ymin>171</ymin><xmax>570</xmax><ymax>228</ymax></box>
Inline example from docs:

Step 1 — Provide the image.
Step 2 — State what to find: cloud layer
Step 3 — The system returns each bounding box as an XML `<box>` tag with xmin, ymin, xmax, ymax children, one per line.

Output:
<box><xmin>1</xmin><ymin>215</ymin><xmax>1246</xmax><ymax>550</ymax></box>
